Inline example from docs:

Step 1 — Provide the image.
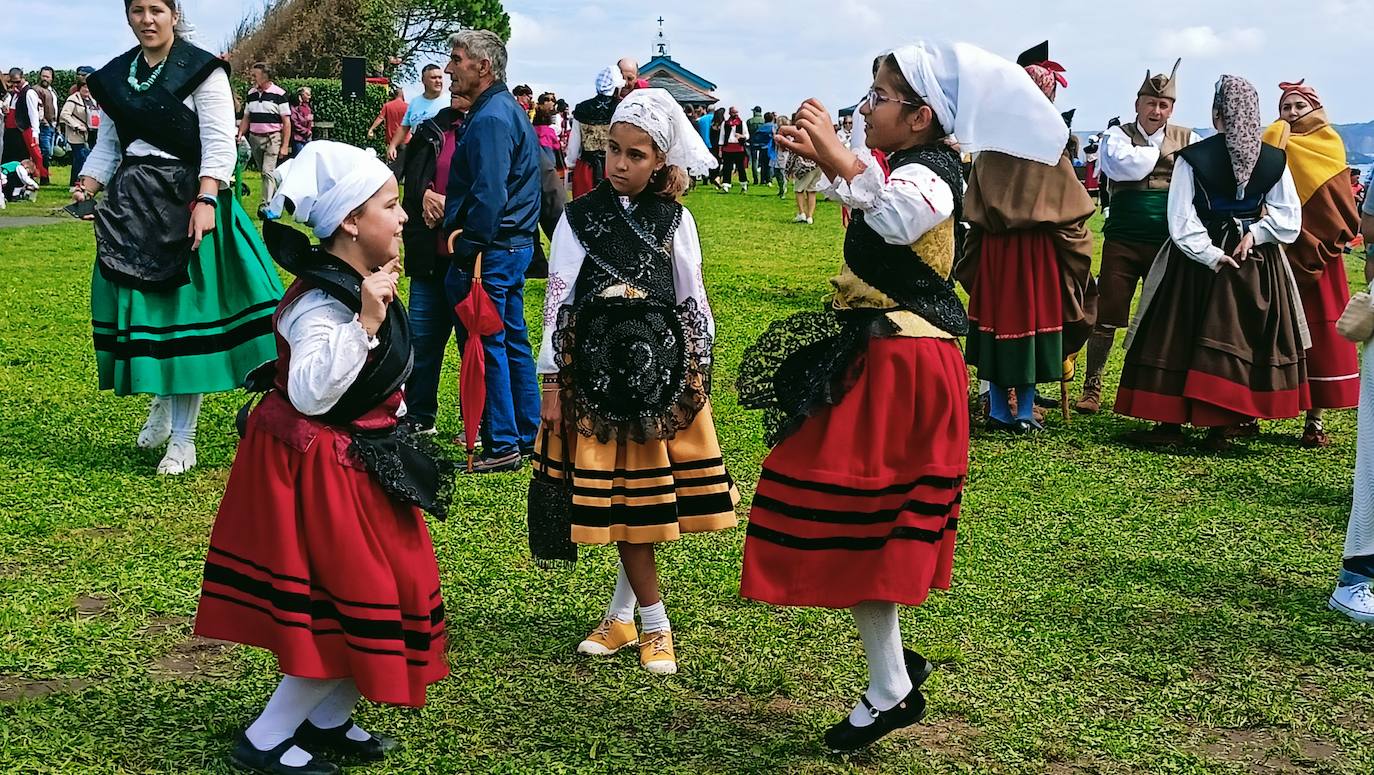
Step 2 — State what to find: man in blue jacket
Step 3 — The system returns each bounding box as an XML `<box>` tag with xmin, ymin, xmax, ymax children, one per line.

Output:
<box><xmin>444</xmin><ymin>29</ymin><xmax>541</xmax><ymax>473</ymax></box>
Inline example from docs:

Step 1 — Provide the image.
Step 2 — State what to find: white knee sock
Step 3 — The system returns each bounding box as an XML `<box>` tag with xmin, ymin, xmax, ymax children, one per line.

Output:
<box><xmin>848</xmin><ymin>601</ymin><xmax>913</xmax><ymax>728</ymax></box>
<box><xmin>168</xmin><ymin>393</ymin><xmax>203</xmax><ymax>445</ymax></box>
<box><xmin>638</xmin><ymin>600</ymin><xmax>670</xmax><ymax>633</ymax></box>
<box><xmin>306</xmin><ymin>678</ymin><xmax>371</xmax><ymax>742</ymax></box>
<box><xmin>246</xmin><ymin>676</ymin><xmax>343</xmax><ymax>765</ymax></box>
<box><xmin>605</xmin><ymin>563</ymin><xmax>638</xmax><ymax>623</ymax></box>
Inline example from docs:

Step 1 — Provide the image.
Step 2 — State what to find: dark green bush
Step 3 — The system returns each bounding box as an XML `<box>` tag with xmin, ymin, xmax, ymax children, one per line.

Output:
<box><xmin>231</xmin><ymin>77</ymin><xmax>391</xmax><ymax>154</ymax></box>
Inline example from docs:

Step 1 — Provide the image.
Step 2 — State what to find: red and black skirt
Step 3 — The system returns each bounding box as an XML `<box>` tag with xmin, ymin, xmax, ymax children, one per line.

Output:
<box><xmin>1115</xmin><ymin>244</ymin><xmax>1311</xmax><ymax>426</ymax></box>
<box><xmin>194</xmin><ymin>394</ymin><xmax>448</xmax><ymax>707</ymax></box>
<box><xmin>740</xmin><ymin>336</ymin><xmax>969</xmax><ymax>609</ymax></box>
<box><xmin>966</xmin><ymin>231</ymin><xmax>1065</xmax><ymax>385</ymax></box>
<box><xmin>1301</xmin><ymin>258</ymin><xmax>1359</xmax><ymax>409</ymax></box>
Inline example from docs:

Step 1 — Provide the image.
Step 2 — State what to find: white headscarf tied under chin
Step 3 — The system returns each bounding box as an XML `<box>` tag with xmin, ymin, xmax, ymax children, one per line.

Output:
<box><xmin>887</xmin><ymin>40</ymin><xmax>1069</xmax><ymax>166</ymax></box>
<box><xmin>269</xmin><ymin>141</ymin><xmax>394</xmax><ymax>240</ymax></box>
<box><xmin>611</xmin><ymin>88</ymin><xmax>719</xmax><ymax>178</ymax></box>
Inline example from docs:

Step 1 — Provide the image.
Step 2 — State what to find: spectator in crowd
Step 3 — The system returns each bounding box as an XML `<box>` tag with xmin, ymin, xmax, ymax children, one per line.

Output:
<box><xmin>368</xmin><ymin>86</ymin><xmax>408</xmax><ymax>171</ymax></box>
<box><xmin>59</xmin><ymin>82</ymin><xmax>99</xmax><ymax>186</ymax></box>
<box><xmin>556</xmin><ymin>98</ymin><xmax>572</xmax><ymax>156</ymax></box>
<box><xmin>750</xmin><ymin>111</ymin><xmax>777</xmax><ymax>186</ymax></box>
<box><xmin>770</xmin><ymin>113</ymin><xmax>788</xmax><ymax>197</ymax></box>
<box><xmin>443</xmin><ymin>29</ymin><xmax>542</xmax><ymax>473</ymax></box>
<box><xmin>236</xmin><ymin>62</ymin><xmax>291</xmax><ymax>212</ymax></box>
<box><xmin>616</xmin><ymin>57</ymin><xmax>650</xmax><ymax>98</ymax></box>
<box><xmin>401</xmin><ymin>91</ymin><xmax>473</xmax><ymax>436</ymax></box>
<box><xmin>289</xmin><ymin>86</ymin><xmax>313</xmax><ymax>157</ymax></box>
<box><xmin>388</xmin><ymin>64</ymin><xmax>447</xmax><ymax>163</ymax></box>
<box><xmin>707</xmin><ymin>106</ymin><xmax>727</xmax><ymax>188</ymax></box>
<box><xmin>512</xmin><ymin>83</ymin><xmax>535</xmax><ymax>118</ymax></box>
<box><xmin>530</xmin><ymin>91</ymin><xmax>566</xmax><ymax>278</ymax></box>
<box><xmin>34</xmin><ymin>67</ymin><xmax>59</xmax><ymax>178</ymax></box>
<box><xmin>718</xmin><ymin>107</ymin><xmax>749</xmax><ymax>192</ymax></box>
<box><xmin>746</xmin><ymin>105</ymin><xmax>764</xmax><ymax>182</ymax></box>
<box><xmin>4</xmin><ymin>68</ymin><xmax>49</xmax><ymax>185</ymax></box>
<box><xmin>69</xmin><ymin>65</ymin><xmax>95</xmax><ymax>96</ymax></box>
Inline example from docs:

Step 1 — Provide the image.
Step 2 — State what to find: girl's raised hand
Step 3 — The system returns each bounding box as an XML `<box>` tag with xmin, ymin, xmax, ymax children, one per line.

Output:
<box><xmin>360</xmin><ymin>257</ymin><xmax>401</xmax><ymax>336</ymax></box>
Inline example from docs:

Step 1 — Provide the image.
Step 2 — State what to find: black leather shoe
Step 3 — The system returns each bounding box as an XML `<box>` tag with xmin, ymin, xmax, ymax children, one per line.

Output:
<box><xmin>229</xmin><ymin>734</ymin><xmax>339</xmax><ymax>775</ymax></box>
<box><xmin>904</xmin><ymin>647</ymin><xmax>935</xmax><ymax>688</ymax></box>
<box><xmin>823</xmin><ymin>685</ymin><xmax>927</xmax><ymax>752</ymax></box>
<box><xmin>295</xmin><ymin>719</ymin><xmax>400</xmax><ymax>762</ymax></box>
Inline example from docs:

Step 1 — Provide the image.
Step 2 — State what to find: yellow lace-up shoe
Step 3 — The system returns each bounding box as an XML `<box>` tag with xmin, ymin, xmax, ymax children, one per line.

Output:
<box><xmin>639</xmin><ymin>630</ymin><xmax>677</xmax><ymax>675</ymax></box>
<box><xmin>576</xmin><ymin>618</ymin><xmax>638</xmax><ymax>656</ymax></box>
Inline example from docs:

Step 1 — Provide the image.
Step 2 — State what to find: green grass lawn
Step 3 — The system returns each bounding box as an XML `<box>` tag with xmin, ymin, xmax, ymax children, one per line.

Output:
<box><xmin>2</xmin><ymin>174</ymin><xmax>1373</xmax><ymax>774</ymax></box>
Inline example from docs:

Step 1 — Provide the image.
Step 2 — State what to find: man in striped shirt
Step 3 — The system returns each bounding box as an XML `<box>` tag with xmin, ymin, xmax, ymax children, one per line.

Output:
<box><xmin>236</xmin><ymin>62</ymin><xmax>291</xmax><ymax>212</ymax></box>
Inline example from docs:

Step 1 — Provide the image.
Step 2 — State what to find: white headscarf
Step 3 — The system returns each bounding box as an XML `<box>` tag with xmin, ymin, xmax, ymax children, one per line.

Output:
<box><xmin>595</xmin><ymin>67</ymin><xmax>625</xmax><ymax>97</ymax></box>
<box><xmin>611</xmin><ymin>88</ymin><xmax>718</xmax><ymax>178</ymax></box>
<box><xmin>269</xmin><ymin>141</ymin><xmax>394</xmax><ymax>239</ymax></box>
<box><xmin>887</xmin><ymin>40</ymin><xmax>1068</xmax><ymax>166</ymax></box>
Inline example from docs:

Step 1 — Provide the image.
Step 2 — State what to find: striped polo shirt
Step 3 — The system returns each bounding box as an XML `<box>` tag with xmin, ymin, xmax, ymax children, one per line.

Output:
<box><xmin>245</xmin><ymin>83</ymin><xmax>290</xmax><ymax>136</ymax></box>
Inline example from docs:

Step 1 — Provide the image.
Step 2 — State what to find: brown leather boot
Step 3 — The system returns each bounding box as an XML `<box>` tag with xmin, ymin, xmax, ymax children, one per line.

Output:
<box><xmin>1075</xmin><ymin>374</ymin><xmax>1104</xmax><ymax>414</ymax></box>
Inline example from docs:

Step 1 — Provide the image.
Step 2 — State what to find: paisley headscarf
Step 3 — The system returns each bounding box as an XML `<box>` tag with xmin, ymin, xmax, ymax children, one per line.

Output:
<box><xmin>1213</xmin><ymin>75</ymin><xmax>1263</xmax><ymax>199</ymax></box>
<box><xmin>1278</xmin><ymin>79</ymin><xmax>1322</xmax><ymax>112</ymax></box>
<box><xmin>1024</xmin><ymin>62</ymin><xmax>1068</xmax><ymax>102</ymax></box>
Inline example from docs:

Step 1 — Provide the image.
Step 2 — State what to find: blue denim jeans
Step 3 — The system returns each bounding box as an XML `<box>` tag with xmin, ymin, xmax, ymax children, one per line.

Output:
<box><xmin>405</xmin><ymin>273</ymin><xmax>457</xmax><ymax>428</ymax></box>
<box><xmin>38</xmin><ymin>125</ymin><xmax>55</xmax><ymax>169</ymax></box>
<box><xmin>444</xmin><ymin>244</ymin><xmax>541</xmax><ymax>456</ymax></box>
<box><xmin>68</xmin><ymin>143</ymin><xmax>89</xmax><ymax>188</ymax></box>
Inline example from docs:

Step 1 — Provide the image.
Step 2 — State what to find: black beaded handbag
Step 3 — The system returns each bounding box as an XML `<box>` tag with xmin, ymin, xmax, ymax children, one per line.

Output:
<box><xmin>526</xmin><ymin>428</ymin><xmax>577</xmax><ymax>568</ymax></box>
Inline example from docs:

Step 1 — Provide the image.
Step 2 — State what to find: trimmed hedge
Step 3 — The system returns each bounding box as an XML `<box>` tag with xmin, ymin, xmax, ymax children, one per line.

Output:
<box><xmin>231</xmin><ymin>77</ymin><xmax>392</xmax><ymax>155</ymax></box>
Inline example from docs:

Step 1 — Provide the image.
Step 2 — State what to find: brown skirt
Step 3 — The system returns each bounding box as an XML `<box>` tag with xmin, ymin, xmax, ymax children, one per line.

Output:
<box><xmin>531</xmin><ymin>401</ymin><xmax>739</xmax><ymax>544</ymax></box>
<box><xmin>1115</xmin><ymin>243</ymin><xmax>1311</xmax><ymax>426</ymax></box>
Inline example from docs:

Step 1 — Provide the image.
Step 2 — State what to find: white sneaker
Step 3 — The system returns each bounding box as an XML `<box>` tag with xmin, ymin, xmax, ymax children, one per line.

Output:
<box><xmin>137</xmin><ymin>397</ymin><xmax>173</xmax><ymax>450</ymax></box>
<box><xmin>721</xmin><ymin>183</ymin><xmax>731</xmax><ymax>193</ymax></box>
<box><xmin>156</xmin><ymin>440</ymin><xmax>197</xmax><ymax>476</ymax></box>
<box><xmin>1329</xmin><ymin>582</ymin><xmax>1374</xmax><ymax>624</ymax></box>
<box><xmin>742</xmin><ymin>182</ymin><xmax>749</xmax><ymax>193</ymax></box>
<box><xmin>792</xmin><ymin>214</ymin><xmax>808</xmax><ymax>223</ymax></box>
<box><xmin>806</xmin><ymin>216</ymin><xmax>814</xmax><ymax>225</ymax></box>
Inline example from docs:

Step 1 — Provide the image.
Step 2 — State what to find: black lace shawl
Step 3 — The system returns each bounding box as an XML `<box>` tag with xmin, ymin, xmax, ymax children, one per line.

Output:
<box><xmin>553</xmin><ymin>182</ymin><xmax>712</xmax><ymax>443</ymax></box>
<box><xmin>737</xmin><ymin>144</ymin><xmax>966</xmax><ymax>447</ymax></box>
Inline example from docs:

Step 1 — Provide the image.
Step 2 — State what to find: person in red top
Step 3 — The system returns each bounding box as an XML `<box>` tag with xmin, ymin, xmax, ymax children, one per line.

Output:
<box><xmin>616</xmin><ymin>57</ymin><xmax>651</xmax><ymax>98</ymax></box>
<box><xmin>718</xmin><ymin>106</ymin><xmax>750</xmax><ymax>192</ymax></box>
<box><xmin>367</xmin><ymin>87</ymin><xmax>408</xmax><ymax>161</ymax></box>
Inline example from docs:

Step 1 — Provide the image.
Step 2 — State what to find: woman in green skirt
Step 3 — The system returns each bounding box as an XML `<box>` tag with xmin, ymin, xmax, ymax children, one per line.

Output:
<box><xmin>72</xmin><ymin>0</ymin><xmax>282</xmax><ymax>475</ymax></box>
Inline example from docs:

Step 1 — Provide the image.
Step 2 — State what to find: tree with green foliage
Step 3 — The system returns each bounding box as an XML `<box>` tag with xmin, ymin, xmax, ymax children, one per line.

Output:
<box><xmin>227</xmin><ymin>0</ymin><xmax>509</xmax><ymax>80</ymax></box>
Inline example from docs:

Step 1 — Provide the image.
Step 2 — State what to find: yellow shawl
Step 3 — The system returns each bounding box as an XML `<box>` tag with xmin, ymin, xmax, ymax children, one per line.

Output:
<box><xmin>1262</xmin><ymin>109</ymin><xmax>1348</xmax><ymax>204</ymax></box>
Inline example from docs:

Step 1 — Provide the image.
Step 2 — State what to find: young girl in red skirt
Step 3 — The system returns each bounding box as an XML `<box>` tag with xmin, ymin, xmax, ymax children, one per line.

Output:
<box><xmin>531</xmin><ymin>89</ymin><xmax>737</xmax><ymax>676</ymax></box>
<box><xmin>738</xmin><ymin>42</ymin><xmax>1072</xmax><ymax>752</ymax></box>
<box><xmin>195</xmin><ymin>142</ymin><xmax>454</xmax><ymax>775</ymax></box>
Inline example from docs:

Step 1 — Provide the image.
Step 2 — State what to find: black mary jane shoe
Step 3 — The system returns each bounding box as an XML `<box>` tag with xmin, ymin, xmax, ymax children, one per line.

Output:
<box><xmin>823</xmin><ymin>685</ymin><xmax>928</xmax><ymax>753</ymax></box>
<box><xmin>294</xmin><ymin>719</ymin><xmax>399</xmax><ymax>763</ymax></box>
<box><xmin>229</xmin><ymin>734</ymin><xmax>339</xmax><ymax>775</ymax></box>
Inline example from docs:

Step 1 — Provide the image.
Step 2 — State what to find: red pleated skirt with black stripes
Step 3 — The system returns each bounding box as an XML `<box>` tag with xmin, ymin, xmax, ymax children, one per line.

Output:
<box><xmin>740</xmin><ymin>336</ymin><xmax>969</xmax><ymax>609</ymax></box>
<box><xmin>194</xmin><ymin>392</ymin><xmax>449</xmax><ymax>707</ymax></box>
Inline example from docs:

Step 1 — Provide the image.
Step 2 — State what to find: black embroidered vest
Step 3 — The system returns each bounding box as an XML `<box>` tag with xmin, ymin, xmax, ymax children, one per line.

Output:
<box><xmin>841</xmin><ymin>144</ymin><xmax>968</xmax><ymax>336</ymax></box>
<box><xmin>88</xmin><ymin>39</ymin><xmax>229</xmax><ymax>166</ymax></box>
<box><xmin>565</xmin><ymin>181</ymin><xmax>683</xmax><ymax>304</ymax></box>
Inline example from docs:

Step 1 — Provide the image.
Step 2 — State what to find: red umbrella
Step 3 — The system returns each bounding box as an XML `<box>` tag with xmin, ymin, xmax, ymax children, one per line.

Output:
<box><xmin>450</xmin><ymin>240</ymin><xmax>503</xmax><ymax>470</ymax></box>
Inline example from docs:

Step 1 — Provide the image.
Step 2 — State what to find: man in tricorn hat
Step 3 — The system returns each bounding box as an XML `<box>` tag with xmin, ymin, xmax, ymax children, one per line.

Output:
<box><xmin>1075</xmin><ymin>59</ymin><xmax>1200</xmax><ymax>414</ymax></box>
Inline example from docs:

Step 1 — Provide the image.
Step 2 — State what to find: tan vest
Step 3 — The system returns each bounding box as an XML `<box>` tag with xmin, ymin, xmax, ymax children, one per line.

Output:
<box><xmin>1111</xmin><ymin>123</ymin><xmax>1191</xmax><ymax>192</ymax></box>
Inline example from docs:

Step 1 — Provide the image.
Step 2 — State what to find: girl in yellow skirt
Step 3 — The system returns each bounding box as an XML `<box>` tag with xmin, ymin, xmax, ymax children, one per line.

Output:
<box><xmin>530</xmin><ymin>89</ymin><xmax>738</xmax><ymax>675</ymax></box>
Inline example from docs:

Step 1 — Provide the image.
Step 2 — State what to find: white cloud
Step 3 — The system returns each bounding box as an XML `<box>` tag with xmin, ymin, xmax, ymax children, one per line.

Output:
<box><xmin>1161</xmin><ymin>26</ymin><xmax>1266</xmax><ymax>58</ymax></box>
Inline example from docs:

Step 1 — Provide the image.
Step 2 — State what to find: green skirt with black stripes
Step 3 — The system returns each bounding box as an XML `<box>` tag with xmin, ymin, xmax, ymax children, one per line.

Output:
<box><xmin>91</xmin><ymin>196</ymin><xmax>284</xmax><ymax>396</ymax></box>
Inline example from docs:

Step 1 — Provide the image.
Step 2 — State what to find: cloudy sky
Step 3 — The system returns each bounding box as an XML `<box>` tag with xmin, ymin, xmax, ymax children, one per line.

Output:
<box><xmin>12</xmin><ymin>0</ymin><xmax>1371</xmax><ymax>130</ymax></box>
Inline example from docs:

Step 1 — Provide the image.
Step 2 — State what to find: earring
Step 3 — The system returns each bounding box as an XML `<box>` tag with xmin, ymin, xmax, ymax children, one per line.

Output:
<box><xmin>351</xmin><ymin>235</ymin><xmax>358</xmax><ymax>242</ymax></box>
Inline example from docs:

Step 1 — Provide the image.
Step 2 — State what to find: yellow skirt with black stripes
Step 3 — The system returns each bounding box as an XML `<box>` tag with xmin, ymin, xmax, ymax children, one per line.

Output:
<box><xmin>531</xmin><ymin>401</ymin><xmax>740</xmax><ymax>544</ymax></box>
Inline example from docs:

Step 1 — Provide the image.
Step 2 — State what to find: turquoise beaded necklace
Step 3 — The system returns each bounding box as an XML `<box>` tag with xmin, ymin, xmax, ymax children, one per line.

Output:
<box><xmin>127</xmin><ymin>55</ymin><xmax>167</xmax><ymax>92</ymax></box>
